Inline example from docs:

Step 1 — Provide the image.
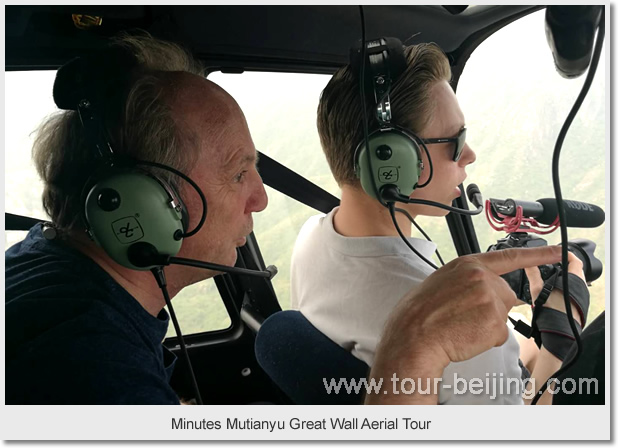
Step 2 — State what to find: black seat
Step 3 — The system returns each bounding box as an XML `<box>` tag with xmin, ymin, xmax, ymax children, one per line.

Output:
<box><xmin>255</xmin><ymin>310</ymin><xmax>369</xmax><ymax>404</ymax></box>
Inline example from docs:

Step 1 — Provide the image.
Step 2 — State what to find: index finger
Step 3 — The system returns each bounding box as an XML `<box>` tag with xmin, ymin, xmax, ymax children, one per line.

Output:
<box><xmin>472</xmin><ymin>246</ymin><xmax>562</xmax><ymax>275</ymax></box>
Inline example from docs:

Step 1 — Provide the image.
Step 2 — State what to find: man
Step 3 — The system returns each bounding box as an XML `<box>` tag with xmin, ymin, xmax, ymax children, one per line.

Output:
<box><xmin>291</xmin><ymin>42</ymin><xmax>588</xmax><ymax>404</ymax></box>
<box><xmin>6</xmin><ymin>34</ymin><xmax>267</xmax><ymax>404</ymax></box>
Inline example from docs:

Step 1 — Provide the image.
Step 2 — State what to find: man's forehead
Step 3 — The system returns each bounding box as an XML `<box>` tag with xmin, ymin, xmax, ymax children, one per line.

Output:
<box><xmin>426</xmin><ymin>81</ymin><xmax>465</xmax><ymax>136</ymax></box>
<box><xmin>166</xmin><ymin>74</ymin><xmax>257</xmax><ymax>174</ymax></box>
<box><xmin>170</xmin><ymin>73</ymin><xmax>239</xmax><ymax>130</ymax></box>
<box><xmin>221</xmin><ymin>146</ymin><xmax>258</xmax><ymax>170</ymax></box>
<box><xmin>206</xmin><ymin>109</ymin><xmax>255</xmax><ymax>166</ymax></box>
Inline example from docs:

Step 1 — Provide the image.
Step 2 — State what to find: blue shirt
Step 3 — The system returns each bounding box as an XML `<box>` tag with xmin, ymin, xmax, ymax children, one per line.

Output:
<box><xmin>6</xmin><ymin>224</ymin><xmax>180</xmax><ymax>404</ymax></box>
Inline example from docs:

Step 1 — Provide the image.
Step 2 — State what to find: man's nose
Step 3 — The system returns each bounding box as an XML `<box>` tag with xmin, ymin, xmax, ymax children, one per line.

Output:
<box><xmin>460</xmin><ymin>143</ymin><xmax>476</xmax><ymax>166</ymax></box>
<box><xmin>247</xmin><ymin>174</ymin><xmax>268</xmax><ymax>213</ymax></box>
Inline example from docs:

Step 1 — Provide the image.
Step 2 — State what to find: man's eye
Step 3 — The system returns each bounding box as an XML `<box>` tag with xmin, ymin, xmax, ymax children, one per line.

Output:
<box><xmin>234</xmin><ymin>171</ymin><xmax>247</xmax><ymax>183</ymax></box>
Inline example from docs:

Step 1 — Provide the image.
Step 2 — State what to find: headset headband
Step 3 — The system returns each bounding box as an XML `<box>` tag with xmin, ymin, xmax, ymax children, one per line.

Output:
<box><xmin>350</xmin><ymin>37</ymin><xmax>406</xmax><ymax>125</ymax></box>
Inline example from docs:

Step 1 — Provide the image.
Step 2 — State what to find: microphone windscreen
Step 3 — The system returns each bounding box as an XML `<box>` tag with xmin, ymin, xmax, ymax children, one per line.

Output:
<box><xmin>127</xmin><ymin>242</ymin><xmax>169</xmax><ymax>268</ymax></box>
<box><xmin>466</xmin><ymin>183</ymin><xmax>481</xmax><ymax>200</ymax></box>
<box><xmin>537</xmin><ymin>198</ymin><xmax>605</xmax><ymax>227</ymax></box>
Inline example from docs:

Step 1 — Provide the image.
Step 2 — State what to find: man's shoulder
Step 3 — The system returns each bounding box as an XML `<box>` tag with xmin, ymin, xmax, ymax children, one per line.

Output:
<box><xmin>7</xmin><ymin>290</ymin><xmax>134</xmax><ymax>361</ymax></box>
<box><xmin>5</xmin><ymin>254</ymin><xmax>125</xmax><ymax>341</ymax></box>
<box><xmin>6</xmin><ymin>303</ymin><xmax>178</xmax><ymax>404</ymax></box>
<box><xmin>292</xmin><ymin>212</ymin><xmax>329</xmax><ymax>255</ymax></box>
<box><xmin>5</xmin><ymin>254</ymin><xmax>156</xmax><ymax>373</ymax></box>
<box><xmin>298</xmin><ymin>212</ymin><xmax>328</xmax><ymax>238</ymax></box>
<box><xmin>6</xmin><ymin>228</ymin><xmax>109</xmax><ymax>302</ymax></box>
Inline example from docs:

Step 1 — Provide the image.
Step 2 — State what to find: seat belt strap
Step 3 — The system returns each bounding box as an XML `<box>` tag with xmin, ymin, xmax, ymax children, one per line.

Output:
<box><xmin>257</xmin><ymin>151</ymin><xmax>339</xmax><ymax>214</ymax></box>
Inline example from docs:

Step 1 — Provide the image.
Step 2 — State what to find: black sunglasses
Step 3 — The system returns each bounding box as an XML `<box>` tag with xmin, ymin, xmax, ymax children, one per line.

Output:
<box><xmin>421</xmin><ymin>127</ymin><xmax>467</xmax><ymax>162</ymax></box>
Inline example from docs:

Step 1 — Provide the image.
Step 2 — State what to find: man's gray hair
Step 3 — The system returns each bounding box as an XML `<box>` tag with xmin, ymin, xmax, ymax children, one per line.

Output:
<box><xmin>33</xmin><ymin>32</ymin><xmax>205</xmax><ymax>234</ymax></box>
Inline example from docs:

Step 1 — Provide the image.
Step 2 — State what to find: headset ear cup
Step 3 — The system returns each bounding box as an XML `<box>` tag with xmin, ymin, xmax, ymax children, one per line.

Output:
<box><xmin>85</xmin><ymin>172</ymin><xmax>185</xmax><ymax>270</ymax></box>
<box><xmin>356</xmin><ymin>128</ymin><xmax>423</xmax><ymax>200</ymax></box>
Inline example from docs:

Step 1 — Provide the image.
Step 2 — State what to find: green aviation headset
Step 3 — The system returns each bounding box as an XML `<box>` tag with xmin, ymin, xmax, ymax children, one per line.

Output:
<box><xmin>351</xmin><ymin>37</ymin><xmax>430</xmax><ymax>202</ymax></box>
<box><xmin>53</xmin><ymin>48</ymin><xmax>205</xmax><ymax>271</ymax></box>
<box><xmin>83</xmin><ymin>165</ymin><xmax>188</xmax><ymax>271</ymax></box>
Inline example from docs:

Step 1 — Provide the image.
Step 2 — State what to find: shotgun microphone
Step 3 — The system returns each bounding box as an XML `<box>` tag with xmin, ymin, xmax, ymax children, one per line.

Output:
<box><xmin>488</xmin><ymin>197</ymin><xmax>605</xmax><ymax>228</ymax></box>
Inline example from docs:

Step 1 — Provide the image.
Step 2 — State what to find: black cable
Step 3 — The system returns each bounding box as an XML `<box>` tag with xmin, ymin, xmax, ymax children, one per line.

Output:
<box><xmin>134</xmin><ymin>159</ymin><xmax>207</xmax><ymax>238</ymax></box>
<box><xmin>531</xmin><ymin>10</ymin><xmax>604</xmax><ymax>405</ymax></box>
<box><xmin>358</xmin><ymin>6</ymin><xmax>387</xmax><ymax>208</ymax></box>
<box><xmin>388</xmin><ymin>202</ymin><xmax>439</xmax><ymax>270</ymax></box>
<box><xmin>381</xmin><ymin>186</ymin><xmax>482</xmax><ymax>216</ymax></box>
<box><xmin>151</xmin><ymin>267</ymin><xmax>203</xmax><ymax>405</ymax></box>
<box><xmin>395</xmin><ymin>207</ymin><xmax>445</xmax><ymax>266</ymax></box>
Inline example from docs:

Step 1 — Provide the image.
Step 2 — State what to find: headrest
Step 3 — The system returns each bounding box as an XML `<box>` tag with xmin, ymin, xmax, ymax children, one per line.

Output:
<box><xmin>53</xmin><ymin>45</ymin><xmax>139</xmax><ymax>111</ymax></box>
